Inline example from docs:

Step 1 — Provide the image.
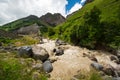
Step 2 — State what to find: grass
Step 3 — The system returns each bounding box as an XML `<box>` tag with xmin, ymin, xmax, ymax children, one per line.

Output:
<box><xmin>12</xmin><ymin>34</ymin><xmax>40</xmax><ymax>46</ymax></box>
<box><xmin>0</xmin><ymin>52</ymin><xmax>48</xmax><ymax>80</ymax></box>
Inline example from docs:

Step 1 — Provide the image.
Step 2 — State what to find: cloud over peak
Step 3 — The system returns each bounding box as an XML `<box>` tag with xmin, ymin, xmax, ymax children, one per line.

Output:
<box><xmin>0</xmin><ymin>0</ymin><xmax>68</xmax><ymax>25</ymax></box>
<box><xmin>0</xmin><ymin>0</ymin><xmax>86</xmax><ymax>25</ymax></box>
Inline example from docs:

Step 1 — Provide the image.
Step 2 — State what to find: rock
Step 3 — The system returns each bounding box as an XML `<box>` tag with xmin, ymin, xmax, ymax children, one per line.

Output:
<box><xmin>39</xmin><ymin>13</ymin><xmax>65</xmax><ymax>27</ymax></box>
<box><xmin>55</xmin><ymin>39</ymin><xmax>66</xmax><ymax>46</ymax></box>
<box><xmin>103</xmin><ymin>64</ymin><xmax>116</xmax><ymax>77</ymax></box>
<box><xmin>32</xmin><ymin>46</ymin><xmax>49</xmax><ymax>62</ymax></box>
<box><xmin>110</xmin><ymin>55</ymin><xmax>119</xmax><ymax>61</ymax></box>
<box><xmin>18</xmin><ymin>46</ymin><xmax>33</xmax><ymax>57</ymax></box>
<box><xmin>43</xmin><ymin>60</ymin><xmax>53</xmax><ymax>73</ymax></box>
<box><xmin>90</xmin><ymin>57</ymin><xmax>98</xmax><ymax>62</ymax></box>
<box><xmin>91</xmin><ymin>62</ymin><xmax>103</xmax><ymax>70</ymax></box>
<box><xmin>55</xmin><ymin>47</ymin><xmax>64</xmax><ymax>56</ymax></box>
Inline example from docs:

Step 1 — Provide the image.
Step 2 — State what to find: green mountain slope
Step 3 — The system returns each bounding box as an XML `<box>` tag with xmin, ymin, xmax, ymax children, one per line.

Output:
<box><xmin>50</xmin><ymin>0</ymin><xmax>120</xmax><ymax>50</ymax></box>
<box><xmin>0</xmin><ymin>15</ymin><xmax>40</xmax><ymax>31</ymax></box>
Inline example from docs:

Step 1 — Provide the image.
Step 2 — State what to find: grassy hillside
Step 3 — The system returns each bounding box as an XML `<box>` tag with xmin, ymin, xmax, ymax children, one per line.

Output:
<box><xmin>0</xmin><ymin>15</ymin><xmax>50</xmax><ymax>31</ymax></box>
<box><xmin>48</xmin><ymin>0</ymin><xmax>120</xmax><ymax>50</ymax></box>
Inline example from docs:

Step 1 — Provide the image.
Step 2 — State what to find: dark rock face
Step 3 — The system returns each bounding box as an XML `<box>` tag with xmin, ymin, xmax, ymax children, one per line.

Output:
<box><xmin>40</xmin><ymin>13</ymin><xmax>65</xmax><ymax>27</ymax></box>
<box><xmin>17</xmin><ymin>24</ymin><xmax>39</xmax><ymax>35</ymax></box>
<box><xmin>43</xmin><ymin>60</ymin><xmax>53</xmax><ymax>73</ymax></box>
<box><xmin>91</xmin><ymin>62</ymin><xmax>103</xmax><ymax>70</ymax></box>
<box><xmin>18</xmin><ymin>46</ymin><xmax>33</xmax><ymax>57</ymax></box>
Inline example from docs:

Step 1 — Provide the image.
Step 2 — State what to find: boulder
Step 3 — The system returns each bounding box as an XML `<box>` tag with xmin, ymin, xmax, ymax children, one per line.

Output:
<box><xmin>55</xmin><ymin>39</ymin><xmax>66</xmax><ymax>46</ymax></box>
<box><xmin>55</xmin><ymin>47</ymin><xmax>64</xmax><ymax>56</ymax></box>
<box><xmin>18</xmin><ymin>46</ymin><xmax>33</xmax><ymax>57</ymax></box>
<box><xmin>32</xmin><ymin>46</ymin><xmax>49</xmax><ymax>62</ymax></box>
<box><xmin>91</xmin><ymin>62</ymin><xmax>103</xmax><ymax>70</ymax></box>
<box><xmin>43</xmin><ymin>60</ymin><xmax>53</xmax><ymax>73</ymax></box>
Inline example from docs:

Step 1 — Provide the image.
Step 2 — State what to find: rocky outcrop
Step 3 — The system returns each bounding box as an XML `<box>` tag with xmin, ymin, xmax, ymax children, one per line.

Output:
<box><xmin>17</xmin><ymin>23</ymin><xmax>39</xmax><ymax>35</ymax></box>
<box><xmin>40</xmin><ymin>13</ymin><xmax>65</xmax><ymax>27</ymax></box>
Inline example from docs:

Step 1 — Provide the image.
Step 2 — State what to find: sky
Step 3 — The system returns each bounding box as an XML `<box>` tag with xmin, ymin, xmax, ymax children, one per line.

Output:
<box><xmin>0</xmin><ymin>0</ymin><xmax>86</xmax><ymax>26</ymax></box>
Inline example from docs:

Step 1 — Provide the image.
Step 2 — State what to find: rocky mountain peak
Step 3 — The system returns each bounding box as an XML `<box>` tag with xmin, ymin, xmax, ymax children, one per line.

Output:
<box><xmin>40</xmin><ymin>13</ymin><xmax>65</xmax><ymax>27</ymax></box>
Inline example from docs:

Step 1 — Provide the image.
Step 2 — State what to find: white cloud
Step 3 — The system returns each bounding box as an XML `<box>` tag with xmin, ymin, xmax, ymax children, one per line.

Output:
<box><xmin>67</xmin><ymin>3</ymin><xmax>82</xmax><ymax>15</ymax></box>
<box><xmin>81</xmin><ymin>0</ymin><xmax>86</xmax><ymax>4</ymax></box>
<box><xmin>0</xmin><ymin>0</ymin><xmax>68</xmax><ymax>25</ymax></box>
<box><xmin>67</xmin><ymin>0</ymin><xmax>86</xmax><ymax>15</ymax></box>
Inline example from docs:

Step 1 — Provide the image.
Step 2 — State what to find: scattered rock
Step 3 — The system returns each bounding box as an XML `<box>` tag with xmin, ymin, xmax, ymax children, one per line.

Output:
<box><xmin>55</xmin><ymin>39</ymin><xmax>66</xmax><ymax>46</ymax></box>
<box><xmin>55</xmin><ymin>47</ymin><xmax>64</xmax><ymax>56</ymax></box>
<box><xmin>91</xmin><ymin>62</ymin><xmax>103</xmax><ymax>70</ymax></box>
<box><xmin>43</xmin><ymin>60</ymin><xmax>53</xmax><ymax>73</ymax></box>
<box><xmin>90</xmin><ymin>57</ymin><xmax>98</xmax><ymax>62</ymax></box>
<box><xmin>18</xmin><ymin>46</ymin><xmax>33</xmax><ymax>57</ymax></box>
<box><xmin>32</xmin><ymin>46</ymin><xmax>49</xmax><ymax>62</ymax></box>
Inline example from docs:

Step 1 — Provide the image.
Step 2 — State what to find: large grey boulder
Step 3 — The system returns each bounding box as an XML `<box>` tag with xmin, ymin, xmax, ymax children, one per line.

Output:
<box><xmin>18</xmin><ymin>46</ymin><xmax>33</xmax><ymax>57</ymax></box>
<box><xmin>43</xmin><ymin>60</ymin><xmax>53</xmax><ymax>73</ymax></box>
<box><xmin>32</xmin><ymin>46</ymin><xmax>49</xmax><ymax>62</ymax></box>
<box><xmin>91</xmin><ymin>62</ymin><xmax>103</xmax><ymax>70</ymax></box>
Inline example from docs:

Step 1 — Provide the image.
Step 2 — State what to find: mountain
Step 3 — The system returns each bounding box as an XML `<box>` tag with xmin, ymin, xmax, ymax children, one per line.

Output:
<box><xmin>40</xmin><ymin>13</ymin><xmax>65</xmax><ymax>27</ymax></box>
<box><xmin>49</xmin><ymin>0</ymin><xmax>120</xmax><ymax>50</ymax></box>
<box><xmin>0</xmin><ymin>13</ymin><xmax>65</xmax><ymax>32</ymax></box>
